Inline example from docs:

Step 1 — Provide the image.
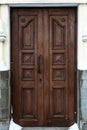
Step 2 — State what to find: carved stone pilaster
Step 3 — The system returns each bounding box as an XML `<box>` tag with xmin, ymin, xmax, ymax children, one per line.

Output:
<box><xmin>0</xmin><ymin>19</ymin><xmax>6</xmax><ymax>42</ymax></box>
<box><xmin>0</xmin><ymin>19</ymin><xmax>7</xmax><ymax>71</ymax></box>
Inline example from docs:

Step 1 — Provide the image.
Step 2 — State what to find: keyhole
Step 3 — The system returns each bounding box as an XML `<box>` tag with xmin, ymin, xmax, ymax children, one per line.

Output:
<box><xmin>40</xmin><ymin>78</ymin><xmax>42</xmax><ymax>82</ymax></box>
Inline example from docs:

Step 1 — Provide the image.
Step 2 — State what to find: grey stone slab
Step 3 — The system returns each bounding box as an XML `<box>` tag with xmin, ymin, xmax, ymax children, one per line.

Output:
<box><xmin>0</xmin><ymin>121</ymin><xmax>9</xmax><ymax>130</ymax></box>
<box><xmin>0</xmin><ymin>71</ymin><xmax>10</xmax><ymax>130</ymax></box>
<box><xmin>81</xmin><ymin>71</ymin><xmax>87</xmax><ymax>80</ymax></box>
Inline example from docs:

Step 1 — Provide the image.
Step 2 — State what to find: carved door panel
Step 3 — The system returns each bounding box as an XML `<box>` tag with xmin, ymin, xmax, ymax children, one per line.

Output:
<box><xmin>43</xmin><ymin>9</ymin><xmax>76</xmax><ymax>126</ymax></box>
<box><xmin>11</xmin><ymin>8</ymin><xmax>44</xmax><ymax>126</ymax></box>
<box><xmin>11</xmin><ymin>8</ymin><xmax>76</xmax><ymax>127</ymax></box>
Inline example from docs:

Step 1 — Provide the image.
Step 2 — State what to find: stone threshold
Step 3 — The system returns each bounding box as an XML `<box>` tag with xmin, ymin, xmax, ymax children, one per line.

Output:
<box><xmin>22</xmin><ymin>127</ymin><xmax>68</xmax><ymax>130</ymax></box>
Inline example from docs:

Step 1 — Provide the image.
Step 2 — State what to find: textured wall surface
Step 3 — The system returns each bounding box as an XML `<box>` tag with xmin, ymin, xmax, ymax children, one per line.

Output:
<box><xmin>80</xmin><ymin>71</ymin><xmax>87</xmax><ymax>130</ymax></box>
<box><xmin>0</xmin><ymin>71</ymin><xmax>10</xmax><ymax>130</ymax></box>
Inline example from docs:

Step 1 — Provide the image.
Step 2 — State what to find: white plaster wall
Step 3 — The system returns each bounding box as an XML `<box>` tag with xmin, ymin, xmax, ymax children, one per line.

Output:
<box><xmin>78</xmin><ymin>5</ymin><xmax>87</xmax><ymax>70</ymax></box>
<box><xmin>0</xmin><ymin>5</ymin><xmax>10</xmax><ymax>70</ymax></box>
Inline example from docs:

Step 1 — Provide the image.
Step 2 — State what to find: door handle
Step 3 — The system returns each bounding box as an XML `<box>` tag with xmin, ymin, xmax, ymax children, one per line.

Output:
<box><xmin>37</xmin><ymin>55</ymin><xmax>41</xmax><ymax>73</ymax></box>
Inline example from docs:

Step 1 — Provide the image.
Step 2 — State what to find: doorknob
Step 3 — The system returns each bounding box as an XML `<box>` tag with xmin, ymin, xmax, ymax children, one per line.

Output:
<box><xmin>37</xmin><ymin>55</ymin><xmax>41</xmax><ymax>73</ymax></box>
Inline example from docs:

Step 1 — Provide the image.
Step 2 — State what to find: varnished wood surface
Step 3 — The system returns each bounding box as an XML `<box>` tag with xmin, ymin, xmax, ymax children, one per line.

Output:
<box><xmin>11</xmin><ymin>7</ymin><xmax>77</xmax><ymax>127</ymax></box>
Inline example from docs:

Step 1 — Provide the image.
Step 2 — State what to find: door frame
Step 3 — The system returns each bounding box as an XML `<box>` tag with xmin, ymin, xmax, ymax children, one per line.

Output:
<box><xmin>9</xmin><ymin>5</ymin><xmax>79</xmax><ymax>126</ymax></box>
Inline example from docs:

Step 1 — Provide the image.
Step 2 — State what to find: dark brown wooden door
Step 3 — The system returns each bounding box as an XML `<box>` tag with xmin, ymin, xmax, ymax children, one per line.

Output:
<box><xmin>11</xmin><ymin>8</ymin><xmax>77</xmax><ymax>127</ymax></box>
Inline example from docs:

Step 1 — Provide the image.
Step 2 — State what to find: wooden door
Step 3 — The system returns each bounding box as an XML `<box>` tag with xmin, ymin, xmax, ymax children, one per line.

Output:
<box><xmin>11</xmin><ymin>8</ymin><xmax>77</xmax><ymax>127</ymax></box>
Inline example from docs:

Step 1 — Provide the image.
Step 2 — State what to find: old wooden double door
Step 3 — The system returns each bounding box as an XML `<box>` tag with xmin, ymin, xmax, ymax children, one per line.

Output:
<box><xmin>11</xmin><ymin>8</ymin><xmax>77</xmax><ymax>127</ymax></box>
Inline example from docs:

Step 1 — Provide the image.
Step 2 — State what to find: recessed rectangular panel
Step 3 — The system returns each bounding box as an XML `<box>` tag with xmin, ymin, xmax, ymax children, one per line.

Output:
<box><xmin>53</xmin><ymin>88</ymin><xmax>65</xmax><ymax>117</ymax></box>
<box><xmin>22</xmin><ymin>69</ymin><xmax>35</xmax><ymax>81</ymax></box>
<box><xmin>19</xmin><ymin>16</ymin><xmax>37</xmax><ymax>50</ymax></box>
<box><xmin>22</xmin><ymin>88</ymin><xmax>35</xmax><ymax>117</ymax></box>
<box><xmin>52</xmin><ymin>53</ymin><xmax>65</xmax><ymax>65</ymax></box>
<box><xmin>50</xmin><ymin>16</ymin><xmax>67</xmax><ymax>50</ymax></box>
<box><xmin>53</xmin><ymin>69</ymin><xmax>65</xmax><ymax>81</ymax></box>
<box><xmin>22</xmin><ymin>53</ymin><xmax>35</xmax><ymax>65</ymax></box>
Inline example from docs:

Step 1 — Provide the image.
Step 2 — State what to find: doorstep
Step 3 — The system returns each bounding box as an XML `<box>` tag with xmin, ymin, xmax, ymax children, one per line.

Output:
<box><xmin>22</xmin><ymin>127</ymin><xmax>68</xmax><ymax>130</ymax></box>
